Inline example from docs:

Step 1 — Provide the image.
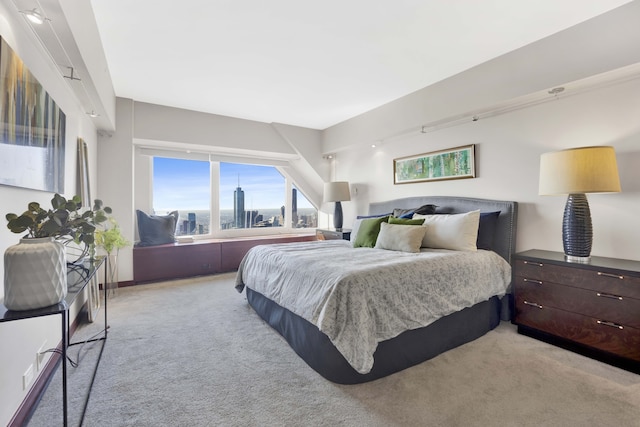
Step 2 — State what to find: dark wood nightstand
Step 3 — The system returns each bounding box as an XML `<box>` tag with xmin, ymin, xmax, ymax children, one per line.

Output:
<box><xmin>513</xmin><ymin>249</ymin><xmax>640</xmax><ymax>373</ymax></box>
<box><xmin>316</xmin><ymin>229</ymin><xmax>351</xmax><ymax>241</ymax></box>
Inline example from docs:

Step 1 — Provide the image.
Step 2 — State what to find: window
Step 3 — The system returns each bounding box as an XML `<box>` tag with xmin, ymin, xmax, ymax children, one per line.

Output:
<box><xmin>219</xmin><ymin>162</ymin><xmax>285</xmax><ymax>229</ymax></box>
<box><xmin>151</xmin><ymin>156</ymin><xmax>318</xmax><ymax>237</ymax></box>
<box><xmin>292</xmin><ymin>185</ymin><xmax>318</xmax><ymax>228</ymax></box>
<box><xmin>153</xmin><ymin>157</ymin><xmax>211</xmax><ymax>236</ymax></box>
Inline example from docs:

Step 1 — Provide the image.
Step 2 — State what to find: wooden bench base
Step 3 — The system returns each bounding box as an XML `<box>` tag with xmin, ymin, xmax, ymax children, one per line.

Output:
<box><xmin>133</xmin><ymin>234</ymin><xmax>316</xmax><ymax>284</ymax></box>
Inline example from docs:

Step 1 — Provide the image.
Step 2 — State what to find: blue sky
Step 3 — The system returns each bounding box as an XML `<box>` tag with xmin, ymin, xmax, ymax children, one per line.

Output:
<box><xmin>153</xmin><ymin>158</ymin><xmax>312</xmax><ymax>212</ymax></box>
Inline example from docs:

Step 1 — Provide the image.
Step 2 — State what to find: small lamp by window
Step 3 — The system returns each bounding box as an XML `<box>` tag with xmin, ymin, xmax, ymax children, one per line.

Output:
<box><xmin>323</xmin><ymin>181</ymin><xmax>351</xmax><ymax>231</ymax></box>
<box><xmin>539</xmin><ymin>146</ymin><xmax>621</xmax><ymax>263</ymax></box>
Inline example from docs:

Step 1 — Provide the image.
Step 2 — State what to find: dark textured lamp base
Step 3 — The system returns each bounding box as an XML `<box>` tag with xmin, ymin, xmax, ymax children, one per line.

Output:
<box><xmin>333</xmin><ymin>201</ymin><xmax>344</xmax><ymax>231</ymax></box>
<box><xmin>562</xmin><ymin>193</ymin><xmax>592</xmax><ymax>263</ymax></box>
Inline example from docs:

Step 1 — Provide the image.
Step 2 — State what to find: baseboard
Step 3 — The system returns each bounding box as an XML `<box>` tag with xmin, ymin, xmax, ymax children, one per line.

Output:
<box><xmin>116</xmin><ymin>280</ymin><xmax>135</xmax><ymax>288</ymax></box>
<box><xmin>99</xmin><ymin>280</ymin><xmax>134</xmax><ymax>289</ymax></box>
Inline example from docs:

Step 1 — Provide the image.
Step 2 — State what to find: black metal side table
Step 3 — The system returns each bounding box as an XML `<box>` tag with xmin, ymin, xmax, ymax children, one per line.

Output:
<box><xmin>1</xmin><ymin>256</ymin><xmax>108</xmax><ymax>426</ymax></box>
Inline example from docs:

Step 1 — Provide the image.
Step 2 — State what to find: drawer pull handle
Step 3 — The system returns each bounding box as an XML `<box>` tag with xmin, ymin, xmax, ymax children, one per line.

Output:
<box><xmin>596</xmin><ymin>320</ymin><xmax>624</xmax><ymax>330</ymax></box>
<box><xmin>524</xmin><ymin>301</ymin><xmax>543</xmax><ymax>309</ymax></box>
<box><xmin>596</xmin><ymin>292</ymin><xmax>623</xmax><ymax>301</ymax></box>
<box><xmin>523</xmin><ymin>261</ymin><xmax>543</xmax><ymax>267</ymax></box>
<box><xmin>597</xmin><ymin>272</ymin><xmax>624</xmax><ymax>280</ymax></box>
<box><xmin>523</xmin><ymin>278</ymin><xmax>543</xmax><ymax>285</ymax></box>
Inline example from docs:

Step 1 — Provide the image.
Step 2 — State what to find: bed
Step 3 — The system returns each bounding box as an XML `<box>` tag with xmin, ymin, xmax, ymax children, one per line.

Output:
<box><xmin>235</xmin><ymin>196</ymin><xmax>518</xmax><ymax>384</ymax></box>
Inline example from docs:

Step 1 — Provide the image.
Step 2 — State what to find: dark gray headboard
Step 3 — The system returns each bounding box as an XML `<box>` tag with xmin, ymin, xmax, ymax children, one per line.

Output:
<box><xmin>369</xmin><ymin>196</ymin><xmax>518</xmax><ymax>264</ymax></box>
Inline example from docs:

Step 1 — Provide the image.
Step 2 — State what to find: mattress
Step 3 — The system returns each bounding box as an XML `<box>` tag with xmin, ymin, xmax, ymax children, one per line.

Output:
<box><xmin>236</xmin><ymin>239</ymin><xmax>511</xmax><ymax>374</ymax></box>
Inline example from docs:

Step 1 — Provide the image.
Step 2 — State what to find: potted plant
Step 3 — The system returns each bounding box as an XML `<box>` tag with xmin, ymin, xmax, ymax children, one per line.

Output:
<box><xmin>4</xmin><ymin>194</ymin><xmax>111</xmax><ymax>311</ymax></box>
<box><xmin>94</xmin><ymin>218</ymin><xmax>130</xmax><ymax>296</ymax></box>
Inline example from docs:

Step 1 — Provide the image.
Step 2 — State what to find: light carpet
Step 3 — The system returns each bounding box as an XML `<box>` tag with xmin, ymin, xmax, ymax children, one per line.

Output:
<box><xmin>27</xmin><ymin>273</ymin><xmax>640</xmax><ymax>426</ymax></box>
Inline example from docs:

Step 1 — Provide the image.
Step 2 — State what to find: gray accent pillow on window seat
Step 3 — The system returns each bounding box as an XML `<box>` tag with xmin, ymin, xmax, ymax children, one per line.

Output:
<box><xmin>135</xmin><ymin>210</ymin><xmax>179</xmax><ymax>247</ymax></box>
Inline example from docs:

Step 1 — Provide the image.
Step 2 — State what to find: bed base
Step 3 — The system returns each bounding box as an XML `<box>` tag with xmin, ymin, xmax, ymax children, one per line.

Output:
<box><xmin>246</xmin><ymin>287</ymin><xmax>502</xmax><ymax>384</ymax></box>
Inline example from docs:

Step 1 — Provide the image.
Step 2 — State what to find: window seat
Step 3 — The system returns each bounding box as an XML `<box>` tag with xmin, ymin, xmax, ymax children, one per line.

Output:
<box><xmin>132</xmin><ymin>233</ymin><xmax>317</xmax><ymax>284</ymax></box>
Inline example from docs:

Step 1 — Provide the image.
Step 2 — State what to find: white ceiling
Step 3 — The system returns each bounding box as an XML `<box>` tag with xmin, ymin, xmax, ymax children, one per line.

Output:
<box><xmin>89</xmin><ymin>0</ymin><xmax>633</xmax><ymax>130</ymax></box>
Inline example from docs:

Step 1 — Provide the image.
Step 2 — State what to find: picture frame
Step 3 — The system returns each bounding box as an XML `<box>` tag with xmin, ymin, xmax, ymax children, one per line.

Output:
<box><xmin>0</xmin><ymin>36</ymin><xmax>66</xmax><ymax>193</ymax></box>
<box><xmin>77</xmin><ymin>138</ymin><xmax>91</xmax><ymax>207</ymax></box>
<box><xmin>393</xmin><ymin>144</ymin><xmax>475</xmax><ymax>184</ymax></box>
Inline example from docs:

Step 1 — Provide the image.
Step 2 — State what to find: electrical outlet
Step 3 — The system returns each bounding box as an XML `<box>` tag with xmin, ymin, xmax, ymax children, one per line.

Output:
<box><xmin>36</xmin><ymin>340</ymin><xmax>47</xmax><ymax>371</ymax></box>
<box><xmin>23</xmin><ymin>365</ymin><xmax>34</xmax><ymax>390</ymax></box>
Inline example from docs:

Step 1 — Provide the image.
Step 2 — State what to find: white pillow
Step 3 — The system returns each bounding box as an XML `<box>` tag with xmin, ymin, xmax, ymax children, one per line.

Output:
<box><xmin>412</xmin><ymin>210</ymin><xmax>480</xmax><ymax>251</ymax></box>
<box><xmin>373</xmin><ymin>222</ymin><xmax>427</xmax><ymax>253</ymax></box>
<box><xmin>350</xmin><ymin>218</ymin><xmax>363</xmax><ymax>245</ymax></box>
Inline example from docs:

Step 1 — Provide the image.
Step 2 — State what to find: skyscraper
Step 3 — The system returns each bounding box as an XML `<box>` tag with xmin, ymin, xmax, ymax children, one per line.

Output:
<box><xmin>188</xmin><ymin>212</ymin><xmax>196</xmax><ymax>234</ymax></box>
<box><xmin>234</xmin><ymin>185</ymin><xmax>245</xmax><ymax>228</ymax></box>
<box><xmin>292</xmin><ymin>188</ymin><xmax>298</xmax><ymax>227</ymax></box>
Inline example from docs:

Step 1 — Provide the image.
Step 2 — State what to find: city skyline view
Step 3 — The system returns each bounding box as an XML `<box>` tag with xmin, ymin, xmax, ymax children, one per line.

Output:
<box><xmin>153</xmin><ymin>157</ymin><xmax>315</xmax><ymax>212</ymax></box>
<box><xmin>165</xmin><ymin>208</ymin><xmax>319</xmax><ymax>236</ymax></box>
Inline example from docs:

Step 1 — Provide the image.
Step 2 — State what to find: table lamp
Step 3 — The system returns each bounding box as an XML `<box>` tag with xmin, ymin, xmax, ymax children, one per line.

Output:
<box><xmin>539</xmin><ymin>146</ymin><xmax>621</xmax><ymax>263</ymax></box>
<box><xmin>323</xmin><ymin>181</ymin><xmax>351</xmax><ymax>231</ymax></box>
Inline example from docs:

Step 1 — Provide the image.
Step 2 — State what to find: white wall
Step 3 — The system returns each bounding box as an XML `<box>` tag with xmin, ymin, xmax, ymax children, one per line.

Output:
<box><xmin>97</xmin><ymin>98</ymin><xmax>136</xmax><ymax>285</ymax></box>
<box><xmin>0</xmin><ymin>4</ymin><xmax>101</xmax><ymax>424</ymax></box>
<box><xmin>330</xmin><ymin>78</ymin><xmax>640</xmax><ymax>261</ymax></box>
<box><xmin>322</xmin><ymin>2</ymin><xmax>640</xmax><ymax>262</ymax></box>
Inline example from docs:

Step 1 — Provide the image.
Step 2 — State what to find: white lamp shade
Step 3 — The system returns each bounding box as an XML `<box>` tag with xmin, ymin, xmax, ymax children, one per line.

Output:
<box><xmin>539</xmin><ymin>146</ymin><xmax>621</xmax><ymax>195</ymax></box>
<box><xmin>323</xmin><ymin>181</ymin><xmax>351</xmax><ymax>202</ymax></box>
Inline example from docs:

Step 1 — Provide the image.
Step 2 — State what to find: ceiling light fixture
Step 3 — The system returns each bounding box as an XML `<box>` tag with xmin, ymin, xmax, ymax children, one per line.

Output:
<box><xmin>87</xmin><ymin>111</ymin><xmax>100</xmax><ymax>118</ymax></box>
<box><xmin>20</xmin><ymin>8</ymin><xmax>47</xmax><ymax>25</ymax></box>
<box><xmin>548</xmin><ymin>87</ymin><xmax>565</xmax><ymax>96</ymax></box>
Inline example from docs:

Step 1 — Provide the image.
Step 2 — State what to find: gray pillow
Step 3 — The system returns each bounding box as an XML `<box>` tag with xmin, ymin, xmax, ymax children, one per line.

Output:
<box><xmin>393</xmin><ymin>204</ymin><xmax>438</xmax><ymax>218</ymax></box>
<box><xmin>136</xmin><ymin>210</ymin><xmax>179</xmax><ymax>247</ymax></box>
<box><xmin>374</xmin><ymin>222</ymin><xmax>427</xmax><ymax>253</ymax></box>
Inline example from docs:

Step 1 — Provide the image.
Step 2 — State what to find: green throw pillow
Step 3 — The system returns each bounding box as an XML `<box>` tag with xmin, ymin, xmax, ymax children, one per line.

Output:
<box><xmin>388</xmin><ymin>217</ymin><xmax>425</xmax><ymax>226</ymax></box>
<box><xmin>353</xmin><ymin>216</ymin><xmax>390</xmax><ymax>248</ymax></box>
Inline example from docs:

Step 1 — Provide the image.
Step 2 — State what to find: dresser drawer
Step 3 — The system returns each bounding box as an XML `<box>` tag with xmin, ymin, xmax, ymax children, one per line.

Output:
<box><xmin>515</xmin><ymin>297</ymin><xmax>640</xmax><ymax>362</ymax></box>
<box><xmin>514</xmin><ymin>277</ymin><xmax>640</xmax><ymax>329</ymax></box>
<box><xmin>514</xmin><ymin>259</ymin><xmax>547</xmax><ymax>280</ymax></box>
<box><xmin>514</xmin><ymin>260</ymin><xmax>640</xmax><ymax>299</ymax></box>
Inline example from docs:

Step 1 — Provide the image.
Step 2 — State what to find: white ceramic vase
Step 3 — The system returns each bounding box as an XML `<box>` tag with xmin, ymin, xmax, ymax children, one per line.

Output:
<box><xmin>3</xmin><ymin>237</ymin><xmax>67</xmax><ymax>311</ymax></box>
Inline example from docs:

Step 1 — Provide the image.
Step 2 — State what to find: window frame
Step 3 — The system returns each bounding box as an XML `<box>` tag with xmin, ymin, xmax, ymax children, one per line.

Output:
<box><xmin>146</xmin><ymin>149</ymin><xmax>318</xmax><ymax>240</ymax></box>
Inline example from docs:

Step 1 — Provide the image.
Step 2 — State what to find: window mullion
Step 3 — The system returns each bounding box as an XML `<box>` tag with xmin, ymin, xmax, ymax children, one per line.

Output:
<box><xmin>210</xmin><ymin>161</ymin><xmax>221</xmax><ymax>235</ymax></box>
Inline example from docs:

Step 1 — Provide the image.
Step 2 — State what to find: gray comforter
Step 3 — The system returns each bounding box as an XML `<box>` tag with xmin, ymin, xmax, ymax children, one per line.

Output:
<box><xmin>235</xmin><ymin>239</ymin><xmax>511</xmax><ymax>374</ymax></box>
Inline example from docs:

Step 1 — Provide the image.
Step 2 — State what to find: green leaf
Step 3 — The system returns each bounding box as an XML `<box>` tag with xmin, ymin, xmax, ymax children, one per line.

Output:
<box><xmin>51</xmin><ymin>194</ymin><xmax>66</xmax><ymax>210</ymax></box>
<box><xmin>40</xmin><ymin>220</ymin><xmax>60</xmax><ymax>237</ymax></box>
<box><xmin>65</xmin><ymin>200</ymin><xmax>78</xmax><ymax>211</ymax></box>
<box><xmin>93</xmin><ymin>212</ymin><xmax>108</xmax><ymax>224</ymax></box>
<box><xmin>52</xmin><ymin>210</ymin><xmax>69</xmax><ymax>226</ymax></box>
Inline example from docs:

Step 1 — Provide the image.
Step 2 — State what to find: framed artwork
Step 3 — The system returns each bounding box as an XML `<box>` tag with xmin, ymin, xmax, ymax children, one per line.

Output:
<box><xmin>0</xmin><ymin>36</ymin><xmax>66</xmax><ymax>193</ymax></box>
<box><xmin>394</xmin><ymin>144</ymin><xmax>475</xmax><ymax>184</ymax></box>
<box><xmin>77</xmin><ymin>138</ymin><xmax>91</xmax><ymax>207</ymax></box>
